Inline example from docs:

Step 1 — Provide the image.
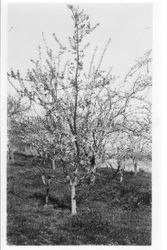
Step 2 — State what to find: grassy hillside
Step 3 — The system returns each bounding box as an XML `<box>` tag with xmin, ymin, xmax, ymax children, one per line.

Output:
<box><xmin>7</xmin><ymin>154</ymin><xmax>151</xmax><ymax>245</ymax></box>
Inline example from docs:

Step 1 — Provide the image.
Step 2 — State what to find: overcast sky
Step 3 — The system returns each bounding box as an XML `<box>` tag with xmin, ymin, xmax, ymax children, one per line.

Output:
<box><xmin>8</xmin><ymin>3</ymin><xmax>152</xmax><ymax>93</ymax></box>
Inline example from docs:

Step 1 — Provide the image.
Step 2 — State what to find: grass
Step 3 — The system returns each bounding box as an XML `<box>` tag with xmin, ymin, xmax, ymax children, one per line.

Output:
<box><xmin>7</xmin><ymin>154</ymin><xmax>151</xmax><ymax>245</ymax></box>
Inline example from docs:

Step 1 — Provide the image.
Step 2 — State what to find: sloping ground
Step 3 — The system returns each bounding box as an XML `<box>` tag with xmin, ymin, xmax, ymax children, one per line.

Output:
<box><xmin>7</xmin><ymin>155</ymin><xmax>151</xmax><ymax>245</ymax></box>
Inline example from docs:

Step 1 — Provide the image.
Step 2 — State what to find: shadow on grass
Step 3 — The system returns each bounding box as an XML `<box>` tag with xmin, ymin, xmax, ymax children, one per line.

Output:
<box><xmin>30</xmin><ymin>191</ymin><xmax>71</xmax><ymax>210</ymax></box>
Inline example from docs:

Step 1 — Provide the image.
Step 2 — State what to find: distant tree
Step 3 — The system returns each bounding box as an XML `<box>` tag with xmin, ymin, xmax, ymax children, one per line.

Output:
<box><xmin>126</xmin><ymin>134</ymin><xmax>151</xmax><ymax>175</ymax></box>
<box><xmin>7</xmin><ymin>95</ymin><xmax>31</xmax><ymax>161</ymax></box>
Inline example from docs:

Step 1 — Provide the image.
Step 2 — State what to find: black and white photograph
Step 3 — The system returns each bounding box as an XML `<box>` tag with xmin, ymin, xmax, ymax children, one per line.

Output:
<box><xmin>1</xmin><ymin>0</ymin><xmax>158</xmax><ymax>247</ymax></box>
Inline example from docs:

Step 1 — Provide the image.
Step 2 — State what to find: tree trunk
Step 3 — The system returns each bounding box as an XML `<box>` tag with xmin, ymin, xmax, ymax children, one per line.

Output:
<box><xmin>132</xmin><ymin>156</ymin><xmax>137</xmax><ymax>175</ymax></box>
<box><xmin>71</xmin><ymin>182</ymin><xmax>77</xmax><ymax>215</ymax></box>
<box><xmin>120</xmin><ymin>159</ymin><xmax>125</xmax><ymax>182</ymax></box>
<box><xmin>120</xmin><ymin>171</ymin><xmax>123</xmax><ymax>182</ymax></box>
<box><xmin>134</xmin><ymin>162</ymin><xmax>137</xmax><ymax>175</ymax></box>
<box><xmin>45</xmin><ymin>187</ymin><xmax>49</xmax><ymax>207</ymax></box>
<box><xmin>45</xmin><ymin>195</ymin><xmax>48</xmax><ymax>207</ymax></box>
<box><xmin>52</xmin><ymin>158</ymin><xmax>56</xmax><ymax>170</ymax></box>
